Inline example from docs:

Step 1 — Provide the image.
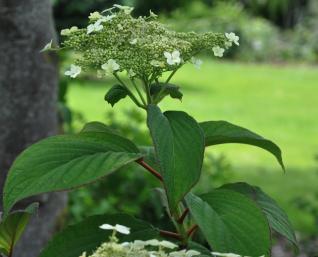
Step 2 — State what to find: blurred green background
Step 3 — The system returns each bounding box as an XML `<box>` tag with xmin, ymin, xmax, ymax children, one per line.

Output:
<box><xmin>54</xmin><ymin>0</ymin><xmax>318</xmax><ymax>255</ymax></box>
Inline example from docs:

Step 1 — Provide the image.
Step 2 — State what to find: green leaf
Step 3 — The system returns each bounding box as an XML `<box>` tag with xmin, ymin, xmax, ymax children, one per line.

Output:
<box><xmin>81</xmin><ymin>121</ymin><xmax>117</xmax><ymax>134</ymax></box>
<box><xmin>186</xmin><ymin>190</ymin><xmax>271</xmax><ymax>257</ymax></box>
<box><xmin>3</xmin><ymin>130</ymin><xmax>142</xmax><ymax>215</ymax></box>
<box><xmin>150</xmin><ymin>83</ymin><xmax>183</xmax><ymax>102</ymax></box>
<box><xmin>222</xmin><ymin>182</ymin><xmax>297</xmax><ymax>248</ymax></box>
<box><xmin>39</xmin><ymin>213</ymin><xmax>159</xmax><ymax>257</ymax></box>
<box><xmin>200</xmin><ymin>120</ymin><xmax>285</xmax><ymax>170</ymax></box>
<box><xmin>147</xmin><ymin>105</ymin><xmax>205</xmax><ymax>213</ymax></box>
<box><xmin>104</xmin><ymin>84</ymin><xmax>129</xmax><ymax>106</ymax></box>
<box><xmin>0</xmin><ymin>203</ymin><xmax>38</xmax><ymax>256</ymax></box>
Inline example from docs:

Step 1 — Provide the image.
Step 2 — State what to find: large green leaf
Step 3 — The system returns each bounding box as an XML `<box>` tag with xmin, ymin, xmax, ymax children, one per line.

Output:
<box><xmin>186</xmin><ymin>190</ymin><xmax>271</xmax><ymax>257</ymax></box>
<box><xmin>80</xmin><ymin>121</ymin><xmax>117</xmax><ymax>134</ymax></box>
<box><xmin>222</xmin><ymin>182</ymin><xmax>297</xmax><ymax>248</ymax></box>
<box><xmin>200</xmin><ymin>120</ymin><xmax>284</xmax><ymax>170</ymax></box>
<box><xmin>40</xmin><ymin>213</ymin><xmax>159</xmax><ymax>257</ymax></box>
<box><xmin>147</xmin><ymin>105</ymin><xmax>205</xmax><ymax>213</ymax></box>
<box><xmin>0</xmin><ymin>203</ymin><xmax>38</xmax><ymax>256</ymax></box>
<box><xmin>3</xmin><ymin>130</ymin><xmax>142</xmax><ymax>215</ymax></box>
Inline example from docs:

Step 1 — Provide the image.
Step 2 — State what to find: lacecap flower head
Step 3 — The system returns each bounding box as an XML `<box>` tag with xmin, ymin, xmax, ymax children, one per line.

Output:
<box><xmin>60</xmin><ymin>4</ymin><xmax>238</xmax><ymax>81</ymax></box>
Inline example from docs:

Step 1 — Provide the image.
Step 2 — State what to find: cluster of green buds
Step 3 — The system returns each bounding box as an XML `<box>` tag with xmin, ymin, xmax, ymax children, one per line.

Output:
<box><xmin>43</xmin><ymin>4</ymin><xmax>239</xmax><ymax>108</ymax></box>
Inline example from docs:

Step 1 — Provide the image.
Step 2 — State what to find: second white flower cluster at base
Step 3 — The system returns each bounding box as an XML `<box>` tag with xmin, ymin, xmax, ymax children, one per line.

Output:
<box><xmin>79</xmin><ymin>224</ymin><xmax>265</xmax><ymax>257</ymax></box>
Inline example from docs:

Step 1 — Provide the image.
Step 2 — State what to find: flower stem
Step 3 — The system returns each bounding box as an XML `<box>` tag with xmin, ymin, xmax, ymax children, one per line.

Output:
<box><xmin>114</xmin><ymin>73</ymin><xmax>146</xmax><ymax>109</ymax></box>
<box><xmin>165</xmin><ymin>69</ymin><xmax>178</xmax><ymax>84</ymax></box>
<box><xmin>131</xmin><ymin>78</ymin><xmax>147</xmax><ymax>106</ymax></box>
<box><xmin>154</xmin><ymin>69</ymin><xmax>178</xmax><ymax>103</ymax></box>
<box><xmin>136</xmin><ymin>159</ymin><xmax>163</xmax><ymax>181</ymax></box>
<box><xmin>187</xmin><ymin>224</ymin><xmax>198</xmax><ymax>238</ymax></box>
<box><xmin>177</xmin><ymin>208</ymin><xmax>189</xmax><ymax>224</ymax></box>
<box><xmin>142</xmin><ymin>77</ymin><xmax>152</xmax><ymax>104</ymax></box>
<box><xmin>159</xmin><ymin>230</ymin><xmax>182</xmax><ymax>241</ymax></box>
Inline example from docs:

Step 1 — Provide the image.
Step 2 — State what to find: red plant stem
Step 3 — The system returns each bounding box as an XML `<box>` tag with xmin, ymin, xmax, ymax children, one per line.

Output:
<box><xmin>177</xmin><ymin>208</ymin><xmax>189</xmax><ymax>224</ymax></box>
<box><xmin>187</xmin><ymin>224</ymin><xmax>198</xmax><ymax>238</ymax></box>
<box><xmin>136</xmin><ymin>159</ymin><xmax>163</xmax><ymax>181</ymax></box>
<box><xmin>160</xmin><ymin>229</ymin><xmax>182</xmax><ymax>240</ymax></box>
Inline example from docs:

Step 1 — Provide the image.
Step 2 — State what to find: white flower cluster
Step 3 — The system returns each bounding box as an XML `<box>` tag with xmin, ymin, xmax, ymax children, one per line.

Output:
<box><xmin>58</xmin><ymin>4</ymin><xmax>238</xmax><ymax>80</ymax></box>
<box><xmin>80</xmin><ymin>224</ymin><xmax>265</xmax><ymax>257</ymax></box>
<box><xmin>80</xmin><ymin>223</ymin><xmax>200</xmax><ymax>257</ymax></box>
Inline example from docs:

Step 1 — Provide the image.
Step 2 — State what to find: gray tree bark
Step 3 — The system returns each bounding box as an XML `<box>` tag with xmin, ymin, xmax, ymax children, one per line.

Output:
<box><xmin>0</xmin><ymin>1</ymin><xmax>67</xmax><ymax>256</ymax></box>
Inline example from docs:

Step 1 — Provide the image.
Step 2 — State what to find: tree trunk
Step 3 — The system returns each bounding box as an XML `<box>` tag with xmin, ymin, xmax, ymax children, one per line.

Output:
<box><xmin>0</xmin><ymin>0</ymin><xmax>67</xmax><ymax>256</ymax></box>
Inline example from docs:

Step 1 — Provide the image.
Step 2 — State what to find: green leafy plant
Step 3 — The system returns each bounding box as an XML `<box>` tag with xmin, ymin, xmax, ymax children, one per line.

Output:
<box><xmin>1</xmin><ymin>5</ymin><xmax>297</xmax><ymax>257</ymax></box>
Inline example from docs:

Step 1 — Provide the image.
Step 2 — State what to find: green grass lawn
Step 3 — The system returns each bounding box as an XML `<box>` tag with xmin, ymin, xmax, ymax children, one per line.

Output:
<box><xmin>68</xmin><ymin>60</ymin><xmax>318</xmax><ymax>234</ymax></box>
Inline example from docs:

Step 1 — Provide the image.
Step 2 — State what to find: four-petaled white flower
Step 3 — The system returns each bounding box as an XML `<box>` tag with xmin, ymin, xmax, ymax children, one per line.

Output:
<box><xmin>101</xmin><ymin>59</ymin><xmax>120</xmax><ymax>74</ymax></box>
<box><xmin>99</xmin><ymin>224</ymin><xmax>130</xmax><ymax>235</ymax></box>
<box><xmin>164</xmin><ymin>50</ymin><xmax>181</xmax><ymax>65</ymax></box>
<box><xmin>65</xmin><ymin>65</ymin><xmax>81</xmax><ymax>78</ymax></box>
<box><xmin>113</xmin><ymin>4</ymin><xmax>134</xmax><ymax>14</ymax></box>
<box><xmin>89</xmin><ymin>11</ymin><xmax>102</xmax><ymax>21</ymax></box>
<box><xmin>87</xmin><ymin>20</ymin><xmax>103</xmax><ymax>34</ymax></box>
<box><xmin>40</xmin><ymin>40</ymin><xmax>53</xmax><ymax>52</ymax></box>
<box><xmin>61</xmin><ymin>26</ymin><xmax>78</xmax><ymax>36</ymax></box>
<box><xmin>191</xmin><ymin>57</ymin><xmax>203</xmax><ymax>69</ymax></box>
<box><xmin>212</xmin><ymin>46</ymin><xmax>225</xmax><ymax>57</ymax></box>
<box><xmin>170</xmin><ymin>249</ymin><xmax>201</xmax><ymax>257</ymax></box>
<box><xmin>225</xmin><ymin>32</ymin><xmax>239</xmax><ymax>46</ymax></box>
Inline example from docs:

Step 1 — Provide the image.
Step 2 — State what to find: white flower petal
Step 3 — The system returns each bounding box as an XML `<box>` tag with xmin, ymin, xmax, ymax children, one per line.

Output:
<box><xmin>191</xmin><ymin>57</ymin><xmax>203</xmax><ymax>69</ymax></box>
<box><xmin>211</xmin><ymin>252</ymin><xmax>241</xmax><ymax>257</ymax></box>
<box><xmin>164</xmin><ymin>50</ymin><xmax>181</xmax><ymax>65</ymax></box>
<box><xmin>121</xmin><ymin>242</ymin><xmax>131</xmax><ymax>248</ymax></box>
<box><xmin>172</xmin><ymin>50</ymin><xmax>180</xmax><ymax>59</ymax></box>
<box><xmin>87</xmin><ymin>24</ymin><xmax>95</xmax><ymax>34</ymax></box>
<box><xmin>160</xmin><ymin>240</ymin><xmax>178</xmax><ymax>249</ymax></box>
<box><xmin>89</xmin><ymin>11</ymin><xmax>102</xmax><ymax>21</ymax></box>
<box><xmin>113</xmin><ymin>4</ymin><xmax>134</xmax><ymax>14</ymax></box>
<box><xmin>186</xmin><ymin>250</ymin><xmax>201</xmax><ymax>257</ymax></box>
<box><xmin>164</xmin><ymin>51</ymin><xmax>172</xmax><ymax>59</ymax></box>
<box><xmin>99</xmin><ymin>224</ymin><xmax>115</xmax><ymax>230</ymax></box>
<box><xmin>225</xmin><ymin>32</ymin><xmax>239</xmax><ymax>46</ymax></box>
<box><xmin>146</xmin><ymin>239</ymin><xmax>160</xmax><ymax>246</ymax></box>
<box><xmin>212</xmin><ymin>46</ymin><xmax>225</xmax><ymax>57</ymax></box>
<box><xmin>40</xmin><ymin>40</ymin><xmax>53</xmax><ymax>52</ymax></box>
<box><xmin>114</xmin><ymin>224</ymin><xmax>130</xmax><ymax>235</ymax></box>
<box><xmin>133</xmin><ymin>240</ymin><xmax>147</xmax><ymax>249</ymax></box>
<box><xmin>64</xmin><ymin>65</ymin><xmax>81</xmax><ymax>78</ymax></box>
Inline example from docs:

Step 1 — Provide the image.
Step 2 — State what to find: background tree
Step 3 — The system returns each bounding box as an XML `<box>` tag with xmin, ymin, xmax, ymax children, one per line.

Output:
<box><xmin>0</xmin><ymin>0</ymin><xmax>67</xmax><ymax>256</ymax></box>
